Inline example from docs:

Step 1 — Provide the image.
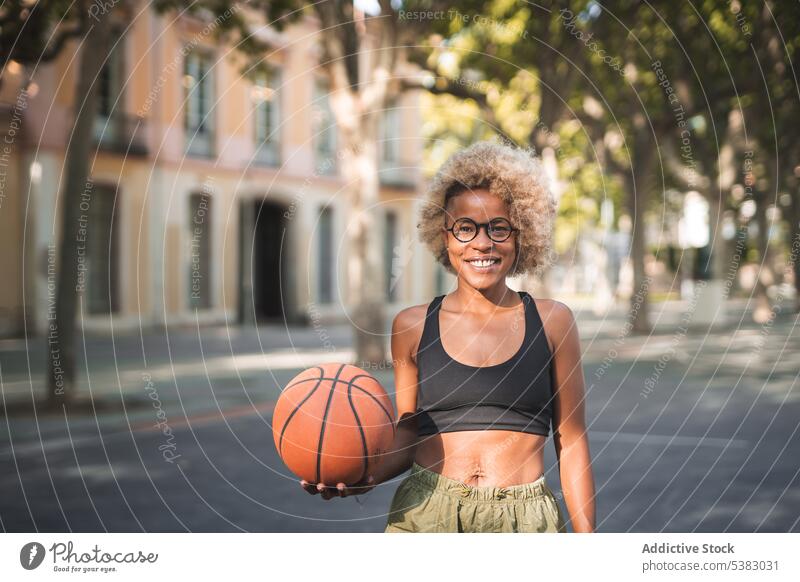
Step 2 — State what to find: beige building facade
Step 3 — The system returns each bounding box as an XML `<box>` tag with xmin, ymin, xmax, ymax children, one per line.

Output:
<box><xmin>1</xmin><ymin>3</ymin><xmax>447</xmax><ymax>338</ymax></box>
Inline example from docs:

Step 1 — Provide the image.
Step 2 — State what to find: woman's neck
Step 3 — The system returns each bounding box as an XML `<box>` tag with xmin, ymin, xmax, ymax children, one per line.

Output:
<box><xmin>450</xmin><ymin>283</ymin><xmax>521</xmax><ymax>312</ymax></box>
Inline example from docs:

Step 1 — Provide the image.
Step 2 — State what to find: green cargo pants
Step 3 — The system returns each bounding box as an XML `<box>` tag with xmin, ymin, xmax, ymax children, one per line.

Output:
<box><xmin>384</xmin><ymin>462</ymin><xmax>567</xmax><ymax>533</ymax></box>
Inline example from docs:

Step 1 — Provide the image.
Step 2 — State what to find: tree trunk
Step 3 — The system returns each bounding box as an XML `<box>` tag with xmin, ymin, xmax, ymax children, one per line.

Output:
<box><xmin>751</xmin><ymin>190</ymin><xmax>774</xmax><ymax>323</ymax></box>
<box><xmin>47</xmin><ymin>13</ymin><xmax>113</xmax><ymax>408</ymax></box>
<box><xmin>715</xmin><ymin>138</ymin><xmax>737</xmax><ymax>298</ymax></box>
<box><xmin>312</xmin><ymin>2</ymin><xmax>395</xmax><ymax>368</ymax></box>
<box><xmin>697</xmin><ymin>142</ymin><xmax>732</xmax><ymax>328</ymax></box>
<box><xmin>706</xmin><ymin>148</ymin><xmax>736</xmax><ymax>288</ymax></box>
<box><xmin>335</xmin><ymin>105</ymin><xmax>387</xmax><ymax>367</ymax></box>
<box><xmin>789</xmin><ymin>187</ymin><xmax>800</xmax><ymax>313</ymax></box>
<box><xmin>625</xmin><ymin>138</ymin><xmax>655</xmax><ymax>334</ymax></box>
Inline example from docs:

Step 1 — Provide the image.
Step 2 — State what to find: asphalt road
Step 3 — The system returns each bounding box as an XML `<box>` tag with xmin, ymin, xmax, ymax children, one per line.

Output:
<box><xmin>2</xmin><ymin>303</ymin><xmax>798</xmax><ymax>532</ymax></box>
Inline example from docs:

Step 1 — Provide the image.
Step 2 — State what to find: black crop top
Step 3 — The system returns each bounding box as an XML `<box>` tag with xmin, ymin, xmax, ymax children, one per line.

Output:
<box><xmin>414</xmin><ymin>290</ymin><xmax>555</xmax><ymax>437</ymax></box>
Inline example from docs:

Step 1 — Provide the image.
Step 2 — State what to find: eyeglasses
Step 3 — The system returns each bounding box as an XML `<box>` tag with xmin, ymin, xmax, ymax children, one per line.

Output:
<box><xmin>443</xmin><ymin>217</ymin><xmax>519</xmax><ymax>243</ymax></box>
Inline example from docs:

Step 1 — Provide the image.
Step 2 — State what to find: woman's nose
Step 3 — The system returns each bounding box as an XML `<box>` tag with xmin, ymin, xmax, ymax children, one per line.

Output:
<box><xmin>470</xmin><ymin>229</ymin><xmax>495</xmax><ymax>249</ymax></box>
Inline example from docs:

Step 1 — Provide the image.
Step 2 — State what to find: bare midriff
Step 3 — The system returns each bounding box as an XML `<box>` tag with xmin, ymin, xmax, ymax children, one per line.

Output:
<box><xmin>414</xmin><ymin>430</ymin><xmax>547</xmax><ymax>487</ymax></box>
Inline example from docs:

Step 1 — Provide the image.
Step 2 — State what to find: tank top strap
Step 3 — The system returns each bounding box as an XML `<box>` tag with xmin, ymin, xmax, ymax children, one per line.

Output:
<box><xmin>416</xmin><ymin>295</ymin><xmax>446</xmax><ymax>364</ymax></box>
<box><xmin>518</xmin><ymin>290</ymin><xmax>533</xmax><ymax>341</ymax></box>
<box><xmin>518</xmin><ymin>290</ymin><xmax>539</xmax><ymax>326</ymax></box>
<box><xmin>518</xmin><ymin>290</ymin><xmax>552</xmax><ymax>359</ymax></box>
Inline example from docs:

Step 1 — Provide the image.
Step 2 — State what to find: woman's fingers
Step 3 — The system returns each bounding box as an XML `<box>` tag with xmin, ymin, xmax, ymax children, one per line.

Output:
<box><xmin>299</xmin><ymin>478</ymin><xmax>337</xmax><ymax>499</ymax></box>
<box><xmin>299</xmin><ymin>479</ymin><xmax>319</xmax><ymax>495</ymax></box>
<box><xmin>301</xmin><ymin>477</ymin><xmax>377</xmax><ymax>499</ymax></box>
<box><xmin>341</xmin><ymin>475</ymin><xmax>376</xmax><ymax>497</ymax></box>
<box><xmin>317</xmin><ymin>482</ymin><xmax>336</xmax><ymax>500</ymax></box>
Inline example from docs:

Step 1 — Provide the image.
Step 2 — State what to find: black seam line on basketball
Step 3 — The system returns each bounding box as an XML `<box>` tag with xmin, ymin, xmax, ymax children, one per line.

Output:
<box><xmin>347</xmin><ymin>382</ymin><xmax>369</xmax><ymax>484</ymax></box>
<box><xmin>287</xmin><ymin>374</ymin><xmax>403</xmax><ymax>392</ymax></box>
<box><xmin>316</xmin><ymin>363</ymin><xmax>346</xmax><ymax>483</ymax></box>
<box><xmin>284</xmin><ymin>374</ymin><xmax>341</xmax><ymax>391</ymax></box>
<box><xmin>278</xmin><ymin>366</ymin><xmax>324</xmax><ymax>456</ymax></box>
<box><xmin>349</xmin><ymin>382</ymin><xmax>395</xmax><ymax>436</ymax></box>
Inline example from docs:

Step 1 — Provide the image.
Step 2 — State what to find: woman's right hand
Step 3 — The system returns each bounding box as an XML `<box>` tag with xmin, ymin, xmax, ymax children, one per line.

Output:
<box><xmin>299</xmin><ymin>475</ymin><xmax>376</xmax><ymax>500</ymax></box>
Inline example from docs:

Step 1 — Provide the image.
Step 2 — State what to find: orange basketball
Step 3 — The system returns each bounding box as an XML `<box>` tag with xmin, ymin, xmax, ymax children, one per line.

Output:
<box><xmin>272</xmin><ymin>363</ymin><xmax>396</xmax><ymax>485</ymax></box>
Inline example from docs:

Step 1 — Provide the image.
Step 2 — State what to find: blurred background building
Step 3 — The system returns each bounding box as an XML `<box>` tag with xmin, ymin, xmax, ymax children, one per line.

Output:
<box><xmin>0</xmin><ymin>3</ymin><xmax>441</xmax><ymax>337</ymax></box>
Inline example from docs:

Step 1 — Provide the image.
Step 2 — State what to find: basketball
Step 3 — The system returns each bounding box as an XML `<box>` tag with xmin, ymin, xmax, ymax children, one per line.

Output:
<box><xmin>272</xmin><ymin>363</ymin><xmax>396</xmax><ymax>485</ymax></box>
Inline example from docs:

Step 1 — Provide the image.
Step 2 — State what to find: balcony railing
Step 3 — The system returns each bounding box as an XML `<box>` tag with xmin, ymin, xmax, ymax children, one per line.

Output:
<box><xmin>380</xmin><ymin>162</ymin><xmax>417</xmax><ymax>188</ymax></box>
<box><xmin>93</xmin><ymin>113</ymin><xmax>148</xmax><ymax>156</ymax></box>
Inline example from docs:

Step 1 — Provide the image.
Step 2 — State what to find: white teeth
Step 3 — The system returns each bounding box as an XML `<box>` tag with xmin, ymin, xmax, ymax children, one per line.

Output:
<box><xmin>468</xmin><ymin>259</ymin><xmax>498</xmax><ymax>267</ymax></box>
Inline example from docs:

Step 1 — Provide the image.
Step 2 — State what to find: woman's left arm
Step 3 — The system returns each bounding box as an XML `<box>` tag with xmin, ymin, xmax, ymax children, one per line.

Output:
<box><xmin>547</xmin><ymin>301</ymin><xmax>596</xmax><ymax>533</ymax></box>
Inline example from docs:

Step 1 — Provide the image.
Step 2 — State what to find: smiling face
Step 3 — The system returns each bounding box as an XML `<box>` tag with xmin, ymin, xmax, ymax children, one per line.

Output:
<box><xmin>441</xmin><ymin>188</ymin><xmax>518</xmax><ymax>289</ymax></box>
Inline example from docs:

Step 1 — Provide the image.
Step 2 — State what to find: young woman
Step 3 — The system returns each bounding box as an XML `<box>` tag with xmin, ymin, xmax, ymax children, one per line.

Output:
<box><xmin>301</xmin><ymin>141</ymin><xmax>596</xmax><ymax>533</ymax></box>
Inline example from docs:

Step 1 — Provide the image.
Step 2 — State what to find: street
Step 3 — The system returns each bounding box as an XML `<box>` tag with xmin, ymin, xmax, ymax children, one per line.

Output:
<box><xmin>2</xmin><ymin>299</ymin><xmax>799</xmax><ymax>532</ymax></box>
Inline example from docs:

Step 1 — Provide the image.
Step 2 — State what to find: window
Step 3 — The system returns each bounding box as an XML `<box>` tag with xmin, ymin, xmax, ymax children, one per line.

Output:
<box><xmin>91</xmin><ymin>31</ymin><xmax>146</xmax><ymax>155</ymax></box>
<box><xmin>312</xmin><ymin>77</ymin><xmax>337</xmax><ymax>174</ymax></box>
<box><xmin>94</xmin><ymin>36</ymin><xmax>123</xmax><ymax>145</ymax></box>
<box><xmin>379</xmin><ymin>98</ymin><xmax>413</xmax><ymax>186</ymax></box>
<box><xmin>188</xmin><ymin>192</ymin><xmax>212</xmax><ymax>310</ymax></box>
<box><xmin>384</xmin><ymin>210</ymin><xmax>398</xmax><ymax>301</ymax></box>
<box><xmin>380</xmin><ymin>100</ymin><xmax>400</xmax><ymax>164</ymax></box>
<box><xmin>252</xmin><ymin>68</ymin><xmax>281</xmax><ymax>165</ymax></box>
<box><xmin>184</xmin><ymin>51</ymin><xmax>215</xmax><ymax>157</ymax></box>
<box><xmin>84</xmin><ymin>184</ymin><xmax>120</xmax><ymax>315</ymax></box>
<box><xmin>318</xmin><ymin>206</ymin><xmax>334</xmax><ymax>304</ymax></box>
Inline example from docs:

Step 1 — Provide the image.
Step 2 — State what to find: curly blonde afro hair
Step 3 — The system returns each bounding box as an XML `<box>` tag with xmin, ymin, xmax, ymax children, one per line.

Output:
<box><xmin>417</xmin><ymin>140</ymin><xmax>557</xmax><ymax>278</ymax></box>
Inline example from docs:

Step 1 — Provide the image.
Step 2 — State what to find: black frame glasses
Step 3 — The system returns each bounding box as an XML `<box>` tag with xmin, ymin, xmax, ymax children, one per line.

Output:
<box><xmin>443</xmin><ymin>217</ymin><xmax>519</xmax><ymax>243</ymax></box>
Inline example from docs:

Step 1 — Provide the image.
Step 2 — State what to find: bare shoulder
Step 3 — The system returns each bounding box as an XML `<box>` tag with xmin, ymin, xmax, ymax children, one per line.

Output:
<box><xmin>392</xmin><ymin>302</ymin><xmax>429</xmax><ymax>329</ymax></box>
<box><xmin>391</xmin><ymin>301</ymin><xmax>432</xmax><ymax>365</ymax></box>
<box><xmin>532</xmin><ymin>298</ymin><xmax>577</xmax><ymax>353</ymax></box>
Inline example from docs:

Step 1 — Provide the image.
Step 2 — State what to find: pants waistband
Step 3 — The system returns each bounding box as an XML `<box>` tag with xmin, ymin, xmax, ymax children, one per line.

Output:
<box><xmin>408</xmin><ymin>462</ymin><xmax>550</xmax><ymax>502</ymax></box>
